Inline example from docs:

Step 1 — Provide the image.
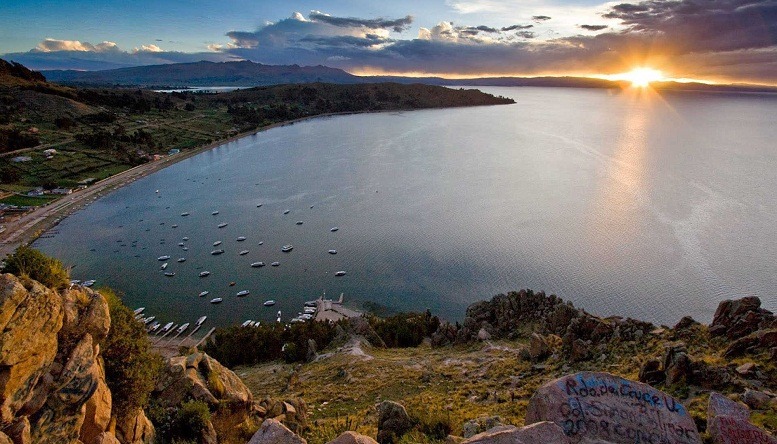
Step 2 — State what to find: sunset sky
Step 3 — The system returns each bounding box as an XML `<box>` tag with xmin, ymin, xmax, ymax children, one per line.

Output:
<box><xmin>1</xmin><ymin>0</ymin><xmax>776</xmax><ymax>84</ymax></box>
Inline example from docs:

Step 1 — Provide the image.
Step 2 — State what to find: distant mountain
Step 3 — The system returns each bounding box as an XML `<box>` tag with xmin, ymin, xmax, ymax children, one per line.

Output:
<box><xmin>43</xmin><ymin>60</ymin><xmax>360</xmax><ymax>87</ymax></box>
<box><xmin>42</xmin><ymin>60</ymin><xmax>777</xmax><ymax>94</ymax></box>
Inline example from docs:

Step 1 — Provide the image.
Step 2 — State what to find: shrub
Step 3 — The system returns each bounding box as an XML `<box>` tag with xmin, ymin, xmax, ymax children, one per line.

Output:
<box><xmin>100</xmin><ymin>288</ymin><xmax>163</xmax><ymax>419</ymax></box>
<box><xmin>368</xmin><ymin>310</ymin><xmax>440</xmax><ymax>348</ymax></box>
<box><xmin>173</xmin><ymin>400</ymin><xmax>211</xmax><ymax>441</ymax></box>
<box><xmin>2</xmin><ymin>245</ymin><xmax>69</xmax><ymax>290</ymax></box>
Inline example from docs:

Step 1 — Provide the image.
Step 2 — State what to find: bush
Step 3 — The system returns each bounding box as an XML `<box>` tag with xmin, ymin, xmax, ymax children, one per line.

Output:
<box><xmin>100</xmin><ymin>288</ymin><xmax>163</xmax><ymax>419</ymax></box>
<box><xmin>173</xmin><ymin>400</ymin><xmax>211</xmax><ymax>441</ymax></box>
<box><xmin>368</xmin><ymin>310</ymin><xmax>440</xmax><ymax>348</ymax></box>
<box><xmin>2</xmin><ymin>245</ymin><xmax>69</xmax><ymax>290</ymax></box>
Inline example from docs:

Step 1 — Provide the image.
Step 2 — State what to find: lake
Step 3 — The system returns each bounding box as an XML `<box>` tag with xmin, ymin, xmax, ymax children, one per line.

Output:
<box><xmin>35</xmin><ymin>86</ymin><xmax>777</xmax><ymax>328</ymax></box>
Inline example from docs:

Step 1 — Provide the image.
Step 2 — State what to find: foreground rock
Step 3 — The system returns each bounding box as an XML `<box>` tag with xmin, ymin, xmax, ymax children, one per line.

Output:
<box><xmin>706</xmin><ymin>392</ymin><xmax>776</xmax><ymax>444</ymax></box>
<box><xmin>0</xmin><ymin>274</ymin><xmax>125</xmax><ymax>444</ymax></box>
<box><xmin>327</xmin><ymin>431</ymin><xmax>379</xmax><ymax>444</ymax></box>
<box><xmin>525</xmin><ymin>372</ymin><xmax>701</xmax><ymax>444</ymax></box>
<box><xmin>248</xmin><ymin>418</ymin><xmax>306</xmax><ymax>444</ymax></box>
<box><xmin>462</xmin><ymin>421</ymin><xmax>570</xmax><ymax>444</ymax></box>
<box><xmin>376</xmin><ymin>400</ymin><xmax>414</xmax><ymax>443</ymax></box>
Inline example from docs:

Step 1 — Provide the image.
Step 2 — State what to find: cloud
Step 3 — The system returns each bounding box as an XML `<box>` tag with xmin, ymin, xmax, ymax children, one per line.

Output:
<box><xmin>135</xmin><ymin>44</ymin><xmax>163</xmax><ymax>53</ymax></box>
<box><xmin>501</xmin><ymin>24</ymin><xmax>534</xmax><ymax>31</ymax></box>
<box><xmin>532</xmin><ymin>15</ymin><xmax>552</xmax><ymax>22</ymax></box>
<box><xmin>35</xmin><ymin>38</ymin><xmax>119</xmax><ymax>53</ymax></box>
<box><xmin>579</xmin><ymin>25</ymin><xmax>608</xmax><ymax>31</ymax></box>
<box><xmin>308</xmin><ymin>11</ymin><xmax>413</xmax><ymax>33</ymax></box>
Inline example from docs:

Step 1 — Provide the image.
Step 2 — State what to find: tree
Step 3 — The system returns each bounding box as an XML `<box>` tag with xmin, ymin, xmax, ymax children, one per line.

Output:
<box><xmin>2</xmin><ymin>245</ymin><xmax>69</xmax><ymax>290</ymax></box>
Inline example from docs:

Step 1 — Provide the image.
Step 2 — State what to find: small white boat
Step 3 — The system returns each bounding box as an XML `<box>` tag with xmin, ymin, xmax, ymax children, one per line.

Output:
<box><xmin>176</xmin><ymin>323</ymin><xmax>190</xmax><ymax>333</ymax></box>
<box><xmin>334</xmin><ymin>271</ymin><xmax>346</xmax><ymax>276</ymax></box>
<box><xmin>181</xmin><ymin>212</ymin><xmax>190</xmax><ymax>216</ymax></box>
<box><xmin>251</xmin><ymin>262</ymin><xmax>265</xmax><ymax>268</ymax></box>
<box><xmin>218</xmin><ymin>223</ymin><xmax>228</xmax><ymax>228</ymax></box>
<box><xmin>156</xmin><ymin>190</ymin><xmax>159</xmax><ymax>193</ymax></box>
<box><xmin>70</xmin><ymin>279</ymin><xmax>81</xmax><ymax>285</ymax></box>
<box><xmin>199</xmin><ymin>291</ymin><xmax>209</xmax><ymax>297</ymax></box>
<box><xmin>196</xmin><ymin>316</ymin><xmax>207</xmax><ymax>326</ymax></box>
<box><xmin>236</xmin><ymin>290</ymin><xmax>250</xmax><ymax>297</ymax></box>
<box><xmin>271</xmin><ymin>262</ymin><xmax>280</xmax><ymax>267</ymax></box>
<box><xmin>158</xmin><ymin>255</ymin><xmax>171</xmax><ymax>261</ymax></box>
<box><xmin>239</xmin><ymin>250</ymin><xmax>249</xmax><ymax>255</ymax></box>
<box><xmin>263</xmin><ymin>300</ymin><xmax>276</xmax><ymax>306</ymax></box>
<box><xmin>296</xmin><ymin>221</ymin><xmax>303</xmax><ymax>225</ymax></box>
<box><xmin>328</xmin><ymin>249</ymin><xmax>337</xmax><ymax>254</ymax></box>
<box><xmin>161</xmin><ymin>322</ymin><xmax>174</xmax><ymax>332</ymax></box>
<box><xmin>301</xmin><ymin>313</ymin><xmax>313</xmax><ymax>320</ymax></box>
<box><xmin>171</xmin><ymin>224</ymin><xmax>178</xmax><ymax>228</ymax></box>
<box><xmin>149</xmin><ymin>323</ymin><xmax>160</xmax><ymax>332</ymax></box>
<box><xmin>304</xmin><ymin>300</ymin><xmax>318</xmax><ymax>307</ymax></box>
<box><xmin>276</xmin><ymin>311</ymin><xmax>282</xmax><ymax>322</ymax></box>
<box><xmin>182</xmin><ymin>247</ymin><xmax>189</xmax><ymax>251</ymax></box>
<box><xmin>199</xmin><ymin>271</ymin><xmax>211</xmax><ymax>277</ymax></box>
<box><xmin>210</xmin><ymin>298</ymin><xmax>223</xmax><ymax>304</ymax></box>
<box><xmin>330</xmin><ymin>227</ymin><xmax>339</xmax><ymax>232</ymax></box>
<box><xmin>178</xmin><ymin>242</ymin><xmax>185</xmax><ymax>247</ymax></box>
<box><xmin>83</xmin><ymin>280</ymin><xmax>96</xmax><ymax>287</ymax></box>
<box><xmin>134</xmin><ymin>307</ymin><xmax>145</xmax><ymax>315</ymax></box>
<box><xmin>258</xmin><ymin>241</ymin><xmax>264</xmax><ymax>245</ymax></box>
<box><xmin>211</xmin><ymin>249</ymin><xmax>224</xmax><ymax>255</ymax></box>
<box><xmin>304</xmin><ymin>307</ymin><xmax>316</xmax><ymax>314</ymax></box>
<box><xmin>177</xmin><ymin>257</ymin><xmax>186</xmax><ymax>263</ymax></box>
<box><xmin>161</xmin><ymin>262</ymin><xmax>168</xmax><ymax>269</ymax></box>
<box><xmin>290</xmin><ymin>317</ymin><xmax>304</xmax><ymax>323</ymax></box>
<box><xmin>212</xmin><ymin>211</ymin><xmax>219</xmax><ymax>215</ymax></box>
<box><xmin>143</xmin><ymin>316</ymin><xmax>155</xmax><ymax>324</ymax></box>
<box><xmin>236</xmin><ymin>236</ymin><xmax>246</xmax><ymax>241</ymax></box>
<box><xmin>283</xmin><ymin>210</ymin><xmax>290</xmax><ymax>214</ymax></box>
<box><xmin>164</xmin><ymin>272</ymin><xmax>175</xmax><ymax>277</ymax></box>
<box><xmin>241</xmin><ymin>320</ymin><xmax>252</xmax><ymax>327</ymax></box>
<box><xmin>182</xmin><ymin>237</ymin><xmax>189</xmax><ymax>241</ymax></box>
<box><xmin>257</xmin><ymin>204</ymin><xmax>263</xmax><ymax>207</ymax></box>
<box><xmin>213</xmin><ymin>241</ymin><xmax>222</xmax><ymax>246</ymax></box>
<box><xmin>281</xmin><ymin>245</ymin><xmax>293</xmax><ymax>252</ymax></box>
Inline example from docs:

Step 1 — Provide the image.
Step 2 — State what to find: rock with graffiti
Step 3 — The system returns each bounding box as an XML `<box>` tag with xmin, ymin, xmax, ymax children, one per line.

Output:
<box><xmin>525</xmin><ymin>371</ymin><xmax>701</xmax><ymax>444</ymax></box>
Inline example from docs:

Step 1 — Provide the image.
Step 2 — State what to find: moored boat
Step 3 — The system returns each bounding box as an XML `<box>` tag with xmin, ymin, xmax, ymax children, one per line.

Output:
<box><xmin>239</xmin><ymin>250</ymin><xmax>249</xmax><ymax>255</ymax></box>
<box><xmin>328</xmin><ymin>249</ymin><xmax>337</xmax><ymax>254</ymax></box>
<box><xmin>181</xmin><ymin>212</ymin><xmax>190</xmax><ymax>216</ymax></box>
<box><xmin>330</xmin><ymin>227</ymin><xmax>339</xmax><ymax>232</ymax></box>
<box><xmin>83</xmin><ymin>280</ymin><xmax>96</xmax><ymax>287</ymax></box>
<box><xmin>271</xmin><ymin>261</ymin><xmax>280</xmax><ymax>267</ymax></box>
<box><xmin>176</xmin><ymin>323</ymin><xmax>190</xmax><ymax>333</ymax></box>
<box><xmin>218</xmin><ymin>223</ymin><xmax>228</xmax><ymax>228</ymax></box>
<box><xmin>213</xmin><ymin>241</ymin><xmax>222</xmax><ymax>246</ymax></box>
<box><xmin>236</xmin><ymin>236</ymin><xmax>246</xmax><ymax>241</ymax></box>
<box><xmin>211</xmin><ymin>249</ymin><xmax>224</xmax><ymax>255</ymax></box>
<box><xmin>199</xmin><ymin>291</ymin><xmax>209</xmax><ymax>297</ymax></box>
<box><xmin>199</xmin><ymin>271</ymin><xmax>211</xmax><ymax>277</ymax></box>
<box><xmin>236</xmin><ymin>290</ymin><xmax>250</xmax><ymax>297</ymax></box>
<box><xmin>164</xmin><ymin>272</ymin><xmax>175</xmax><ymax>277</ymax></box>
<box><xmin>210</xmin><ymin>298</ymin><xmax>223</xmax><ymax>304</ymax></box>
<box><xmin>196</xmin><ymin>316</ymin><xmax>207</xmax><ymax>326</ymax></box>
<box><xmin>334</xmin><ymin>271</ymin><xmax>346</xmax><ymax>276</ymax></box>
<box><xmin>281</xmin><ymin>245</ymin><xmax>293</xmax><ymax>252</ymax></box>
<box><xmin>263</xmin><ymin>300</ymin><xmax>276</xmax><ymax>306</ymax></box>
<box><xmin>158</xmin><ymin>255</ymin><xmax>171</xmax><ymax>261</ymax></box>
<box><xmin>177</xmin><ymin>257</ymin><xmax>186</xmax><ymax>263</ymax></box>
<box><xmin>251</xmin><ymin>261</ymin><xmax>265</xmax><ymax>268</ymax></box>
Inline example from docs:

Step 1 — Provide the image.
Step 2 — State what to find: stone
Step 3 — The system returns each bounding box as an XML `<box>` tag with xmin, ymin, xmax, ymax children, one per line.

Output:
<box><xmin>663</xmin><ymin>343</ymin><xmax>691</xmax><ymax>385</ymax></box>
<box><xmin>638</xmin><ymin>359</ymin><xmax>664</xmax><ymax>385</ymax></box>
<box><xmin>525</xmin><ymin>372</ymin><xmax>701</xmax><ymax>444</ymax></box>
<box><xmin>707</xmin><ymin>392</ymin><xmax>749</xmax><ymax>422</ymax></box>
<box><xmin>95</xmin><ymin>431</ymin><xmax>121</xmax><ymax>444</ymax></box>
<box><xmin>462</xmin><ymin>422</ymin><xmax>570</xmax><ymax>444</ymax></box>
<box><xmin>0</xmin><ymin>431</ymin><xmax>11</xmax><ymax>444</ymax></box>
<box><xmin>306</xmin><ymin>339</ymin><xmax>317</xmax><ymax>362</ymax></box>
<box><xmin>674</xmin><ymin>317</ymin><xmax>698</xmax><ymax>330</ymax></box>
<box><xmin>115</xmin><ymin>408</ymin><xmax>155</xmax><ymax>444</ymax></box>
<box><xmin>742</xmin><ymin>389</ymin><xmax>772</xmax><ymax>410</ymax></box>
<box><xmin>477</xmin><ymin>328</ymin><xmax>492</xmax><ymax>341</ymax></box>
<box><xmin>462</xmin><ymin>416</ymin><xmax>505</xmax><ymax>438</ymax></box>
<box><xmin>735</xmin><ymin>363</ymin><xmax>756</xmax><ymax>375</ymax></box>
<box><xmin>708</xmin><ymin>415</ymin><xmax>777</xmax><ymax>444</ymax></box>
<box><xmin>376</xmin><ymin>401</ymin><xmax>414</xmax><ymax>443</ymax></box>
<box><xmin>5</xmin><ymin>416</ymin><xmax>31</xmax><ymax>444</ymax></box>
<box><xmin>570</xmin><ymin>339</ymin><xmax>591</xmax><ymax>362</ymax></box>
<box><xmin>724</xmin><ymin>329</ymin><xmax>777</xmax><ymax>357</ymax></box>
<box><xmin>710</xmin><ymin>297</ymin><xmax>775</xmax><ymax>340</ymax></box>
<box><xmin>530</xmin><ymin>334</ymin><xmax>550</xmax><ymax>361</ymax></box>
<box><xmin>247</xmin><ymin>418</ymin><xmax>306</xmax><ymax>444</ymax></box>
<box><xmin>80</xmin><ymin>359</ymin><xmax>113</xmax><ymax>444</ymax></box>
<box><xmin>327</xmin><ymin>431</ymin><xmax>379</xmax><ymax>444</ymax></box>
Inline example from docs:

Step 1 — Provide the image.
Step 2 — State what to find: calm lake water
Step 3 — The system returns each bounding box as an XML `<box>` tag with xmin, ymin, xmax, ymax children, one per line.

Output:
<box><xmin>35</xmin><ymin>87</ymin><xmax>777</xmax><ymax>328</ymax></box>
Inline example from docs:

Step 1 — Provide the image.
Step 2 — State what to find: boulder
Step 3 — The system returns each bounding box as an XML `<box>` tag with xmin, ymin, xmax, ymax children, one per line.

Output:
<box><xmin>710</xmin><ymin>297</ymin><xmax>775</xmax><ymax>340</ymax></box>
<box><xmin>462</xmin><ymin>421</ymin><xmax>570</xmax><ymax>444</ymax></box>
<box><xmin>0</xmin><ymin>431</ymin><xmax>12</xmax><ymax>444</ymax></box>
<box><xmin>708</xmin><ymin>415</ymin><xmax>777</xmax><ymax>444</ymax></box>
<box><xmin>115</xmin><ymin>408</ymin><xmax>155</xmax><ymax>444</ymax></box>
<box><xmin>95</xmin><ymin>432</ymin><xmax>121</xmax><ymax>444</ymax></box>
<box><xmin>327</xmin><ymin>431</ymin><xmax>379</xmax><ymax>444</ymax></box>
<box><xmin>376</xmin><ymin>401</ymin><xmax>414</xmax><ymax>443</ymax></box>
<box><xmin>80</xmin><ymin>359</ymin><xmax>113</xmax><ymax>444</ymax></box>
<box><xmin>525</xmin><ymin>372</ymin><xmax>701</xmax><ymax>444</ymax></box>
<box><xmin>247</xmin><ymin>418</ymin><xmax>306</xmax><ymax>444</ymax></box>
<box><xmin>663</xmin><ymin>342</ymin><xmax>691</xmax><ymax>385</ymax></box>
<box><xmin>638</xmin><ymin>358</ymin><xmax>664</xmax><ymax>385</ymax></box>
<box><xmin>257</xmin><ymin>398</ymin><xmax>308</xmax><ymax>433</ymax></box>
<box><xmin>0</xmin><ymin>275</ymin><xmax>64</xmax><ymax>423</ymax></box>
<box><xmin>707</xmin><ymin>392</ymin><xmax>749</xmax><ymax>422</ymax></box>
<box><xmin>477</xmin><ymin>328</ymin><xmax>492</xmax><ymax>341</ymax></box>
<box><xmin>529</xmin><ymin>334</ymin><xmax>550</xmax><ymax>361</ymax></box>
<box><xmin>462</xmin><ymin>416</ymin><xmax>505</xmax><ymax>438</ymax></box>
<box><xmin>156</xmin><ymin>351</ymin><xmax>252</xmax><ymax>407</ymax></box>
<box><xmin>724</xmin><ymin>329</ymin><xmax>777</xmax><ymax>358</ymax></box>
<box><xmin>673</xmin><ymin>316</ymin><xmax>699</xmax><ymax>330</ymax></box>
<box><xmin>742</xmin><ymin>389</ymin><xmax>772</xmax><ymax>410</ymax></box>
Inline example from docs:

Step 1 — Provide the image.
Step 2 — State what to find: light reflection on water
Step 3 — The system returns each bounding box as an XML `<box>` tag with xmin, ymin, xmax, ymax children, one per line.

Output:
<box><xmin>35</xmin><ymin>87</ymin><xmax>777</xmax><ymax>328</ymax></box>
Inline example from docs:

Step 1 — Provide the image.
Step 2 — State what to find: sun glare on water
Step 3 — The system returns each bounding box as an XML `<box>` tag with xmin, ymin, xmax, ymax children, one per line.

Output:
<box><xmin>620</xmin><ymin>68</ymin><xmax>665</xmax><ymax>88</ymax></box>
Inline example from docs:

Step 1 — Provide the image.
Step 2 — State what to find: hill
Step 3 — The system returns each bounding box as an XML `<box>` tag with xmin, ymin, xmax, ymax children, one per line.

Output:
<box><xmin>43</xmin><ymin>60</ymin><xmax>360</xmax><ymax>87</ymax></box>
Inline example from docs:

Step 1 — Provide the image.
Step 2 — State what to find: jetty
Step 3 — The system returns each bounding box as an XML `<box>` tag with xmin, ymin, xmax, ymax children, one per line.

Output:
<box><xmin>314</xmin><ymin>292</ymin><xmax>361</xmax><ymax>322</ymax></box>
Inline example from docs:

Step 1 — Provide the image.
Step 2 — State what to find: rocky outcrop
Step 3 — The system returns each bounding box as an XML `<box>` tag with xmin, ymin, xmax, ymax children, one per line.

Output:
<box><xmin>327</xmin><ymin>431</ymin><xmax>379</xmax><ymax>444</ymax></box>
<box><xmin>710</xmin><ymin>296</ymin><xmax>776</xmax><ymax>339</ymax></box>
<box><xmin>114</xmin><ymin>408</ymin><xmax>154</xmax><ymax>444</ymax></box>
<box><xmin>462</xmin><ymin>421</ymin><xmax>570</xmax><ymax>444</ymax></box>
<box><xmin>247</xmin><ymin>418</ymin><xmax>306</xmax><ymax>444</ymax></box>
<box><xmin>707</xmin><ymin>392</ymin><xmax>776</xmax><ymax>444</ymax></box>
<box><xmin>0</xmin><ymin>274</ymin><xmax>122</xmax><ymax>444</ymax></box>
<box><xmin>376</xmin><ymin>400</ymin><xmax>414</xmax><ymax>443</ymax></box>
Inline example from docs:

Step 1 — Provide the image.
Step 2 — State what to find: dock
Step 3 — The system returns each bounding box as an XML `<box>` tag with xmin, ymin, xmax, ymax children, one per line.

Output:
<box><xmin>314</xmin><ymin>292</ymin><xmax>361</xmax><ymax>322</ymax></box>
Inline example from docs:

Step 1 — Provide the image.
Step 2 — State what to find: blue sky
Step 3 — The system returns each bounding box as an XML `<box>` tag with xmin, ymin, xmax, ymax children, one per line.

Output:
<box><xmin>2</xmin><ymin>0</ymin><xmax>776</xmax><ymax>84</ymax></box>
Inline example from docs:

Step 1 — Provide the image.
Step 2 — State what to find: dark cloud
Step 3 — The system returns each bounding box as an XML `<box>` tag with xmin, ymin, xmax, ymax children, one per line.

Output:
<box><xmin>225</xmin><ymin>31</ymin><xmax>260</xmax><ymax>48</ymax></box>
<box><xmin>300</xmin><ymin>34</ymin><xmax>390</xmax><ymax>48</ymax></box>
<box><xmin>308</xmin><ymin>11</ymin><xmax>413</xmax><ymax>32</ymax></box>
<box><xmin>579</xmin><ymin>24</ymin><xmax>608</xmax><ymax>31</ymax></box>
<box><xmin>516</xmin><ymin>31</ymin><xmax>536</xmax><ymax>39</ymax></box>
<box><xmin>501</xmin><ymin>24</ymin><xmax>534</xmax><ymax>31</ymax></box>
<box><xmin>532</xmin><ymin>15</ymin><xmax>552</xmax><ymax>22</ymax></box>
<box><xmin>474</xmin><ymin>25</ymin><xmax>498</xmax><ymax>33</ymax></box>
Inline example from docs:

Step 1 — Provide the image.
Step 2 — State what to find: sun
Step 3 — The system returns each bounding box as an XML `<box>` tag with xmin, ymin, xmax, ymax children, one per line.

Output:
<box><xmin>620</xmin><ymin>68</ymin><xmax>665</xmax><ymax>88</ymax></box>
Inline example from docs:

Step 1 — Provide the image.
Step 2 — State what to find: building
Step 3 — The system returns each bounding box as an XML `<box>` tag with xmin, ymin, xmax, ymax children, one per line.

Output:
<box><xmin>51</xmin><ymin>188</ymin><xmax>73</xmax><ymax>195</ymax></box>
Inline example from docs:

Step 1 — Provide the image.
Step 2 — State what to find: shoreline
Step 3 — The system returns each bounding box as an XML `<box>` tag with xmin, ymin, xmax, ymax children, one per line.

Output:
<box><xmin>0</xmin><ymin>109</ymin><xmax>401</xmax><ymax>257</ymax></box>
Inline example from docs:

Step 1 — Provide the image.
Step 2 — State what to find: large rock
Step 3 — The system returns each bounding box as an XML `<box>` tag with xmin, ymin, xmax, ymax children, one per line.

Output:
<box><xmin>710</xmin><ymin>297</ymin><xmax>776</xmax><ymax>339</ymax></box>
<box><xmin>708</xmin><ymin>415</ymin><xmax>777</xmax><ymax>444</ymax></box>
<box><xmin>327</xmin><ymin>431</ymin><xmax>379</xmax><ymax>444</ymax></box>
<box><xmin>115</xmin><ymin>408</ymin><xmax>155</xmax><ymax>444</ymax></box>
<box><xmin>707</xmin><ymin>392</ymin><xmax>749</xmax><ymax>422</ymax></box>
<box><xmin>525</xmin><ymin>372</ymin><xmax>701</xmax><ymax>444</ymax></box>
<box><xmin>155</xmin><ymin>351</ymin><xmax>252</xmax><ymax>408</ymax></box>
<box><xmin>247</xmin><ymin>418</ymin><xmax>306</xmax><ymax>444</ymax></box>
<box><xmin>529</xmin><ymin>334</ymin><xmax>550</xmax><ymax>361</ymax></box>
<box><xmin>376</xmin><ymin>401</ymin><xmax>414</xmax><ymax>443</ymax></box>
<box><xmin>80</xmin><ymin>359</ymin><xmax>113</xmax><ymax>444</ymax></box>
<box><xmin>462</xmin><ymin>417</ymin><xmax>505</xmax><ymax>438</ymax></box>
<box><xmin>0</xmin><ymin>275</ymin><xmax>64</xmax><ymax>423</ymax></box>
<box><xmin>462</xmin><ymin>421</ymin><xmax>570</xmax><ymax>444</ymax></box>
<box><xmin>257</xmin><ymin>397</ymin><xmax>308</xmax><ymax>433</ymax></box>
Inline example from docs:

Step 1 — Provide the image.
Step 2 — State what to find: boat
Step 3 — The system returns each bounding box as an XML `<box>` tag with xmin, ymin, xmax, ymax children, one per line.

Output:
<box><xmin>176</xmin><ymin>323</ymin><xmax>190</xmax><ymax>333</ymax></box>
<box><xmin>213</xmin><ymin>241</ymin><xmax>222</xmax><ymax>246</ymax></box>
<box><xmin>181</xmin><ymin>212</ymin><xmax>189</xmax><ymax>216</ymax></box>
<box><xmin>164</xmin><ymin>272</ymin><xmax>175</xmax><ymax>277</ymax></box>
<box><xmin>156</xmin><ymin>190</ymin><xmax>159</xmax><ymax>193</ymax></box>
<box><xmin>301</xmin><ymin>313</ymin><xmax>313</xmax><ymax>320</ymax></box>
<box><xmin>211</xmin><ymin>249</ymin><xmax>224</xmax><ymax>255</ymax></box>
<box><xmin>328</xmin><ymin>249</ymin><xmax>337</xmax><ymax>254</ymax></box>
<box><xmin>281</xmin><ymin>245</ymin><xmax>293</xmax><ymax>252</ymax></box>
<box><xmin>241</xmin><ymin>320</ymin><xmax>252</xmax><ymax>327</ymax></box>
<box><xmin>143</xmin><ymin>316</ymin><xmax>155</xmax><ymax>324</ymax></box>
<box><xmin>161</xmin><ymin>322</ymin><xmax>174</xmax><ymax>332</ymax></box>
<box><xmin>263</xmin><ymin>300</ymin><xmax>276</xmax><ymax>306</ymax></box>
<box><xmin>210</xmin><ymin>298</ymin><xmax>223</xmax><ymax>304</ymax></box>
<box><xmin>303</xmin><ymin>307</ymin><xmax>316</xmax><ymax>314</ymax></box>
<box><xmin>148</xmin><ymin>323</ymin><xmax>160</xmax><ymax>332</ymax></box>
<box><xmin>229</xmin><ymin>282</ymin><xmax>236</xmax><ymax>287</ymax></box>
<box><xmin>199</xmin><ymin>291</ymin><xmax>209</xmax><ymax>297</ymax></box>
<box><xmin>218</xmin><ymin>223</ymin><xmax>228</xmax><ymax>228</ymax></box>
<box><xmin>296</xmin><ymin>221</ymin><xmax>303</xmax><ymax>225</ymax></box>
<box><xmin>70</xmin><ymin>279</ymin><xmax>81</xmax><ymax>285</ymax></box>
<box><xmin>83</xmin><ymin>280</ymin><xmax>96</xmax><ymax>287</ymax></box>
<box><xmin>258</xmin><ymin>241</ymin><xmax>264</xmax><ymax>245</ymax></box>
<box><xmin>177</xmin><ymin>257</ymin><xmax>186</xmax><ymax>262</ymax></box>
<box><xmin>334</xmin><ymin>271</ymin><xmax>346</xmax><ymax>276</ymax></box>
<box><xmin>257</xmin><ymin>204</ymin><xmax>263</xmax><ymax>207</ymax></box>
<box><xmin>330</xmin><ymin>227</ymin><xmax>339</xmax><ymax>232</ymax></box>
<box><xmin>182</xmin><ymin>237</ymin><xmax>189</xmax><ymax>241</ymax></box>
<box><xmin>271</xmin><ymin>262</ymin><xmax>280</xmax><ymax>267</ymax></box>
<box><xmin>178</xmin><ymin>242</ymin><xmax>185</xmax><ymax>247</ymax></box>
<box><xmin>236</xmin><ymin>236</ymin><xmax>246</xmax><ymax>241</ymax></box>
<box><xmin>134</xmin><ymin>307</ymin><xmax>145</xmax><ymax>315</ymax></box>
<box><xmin>158</xmin><ymin>255</ymin><xmax>170</xmax><ymax>261</ymax></box>
<box><xmin>251</xmin><ymin>262</ymin><xmax>265</xmax><ymax>268</ymax></box>
<box><xmin>182</xmin><ymin>247</ymin><xmax>189</xmax><ymax>251</ymax></box>
<box><xmin>236</xmin><ymin>290</ymin><xmax>250</xmax><ymax>297</ymax></box>
<box><xmin>276</xmin><ymin>311</ymin><xmax>282</xmax><ymax>322</ymax></box>
<box><xmin>196</xmin><ymin>316</ymin><xmax>207</xmax><ymax>326</ymax></box>
<box><xmin>283</xmin><ymin>210</ymin><xmax>290</xmax><ymax>214</ymax></box>
<box><xmin>290</xmin><ymin>317</ymin><xmax>304</xmax><ymax>323</ymax></box>
<box><xmin>171</xmin><ymin>224</ymin><xmax>178</xmax><ymax>228</ymax></box>
<box><xmin>212</xmin><ymin>211</ymin><xmax>219</xmax><ymax>215</ymax></box>
<box><xmin>199</xmin><ymin>271</ymin><xmax>211</xmax><ymax>277</ymax></box>
<box><xmin>304</xmin><ymin>300</ymin><xmax>318</xmax><ymax>307</ymax></box>
<box><xmin>161</xmin><ymin>262</ymin><xmax>168</xmax><ymax>269</ymax></box>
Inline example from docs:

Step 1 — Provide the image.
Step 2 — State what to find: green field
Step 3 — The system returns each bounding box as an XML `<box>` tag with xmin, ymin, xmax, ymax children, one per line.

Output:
<box><xmin>0</xmin><ymin>194</ymin><xmax>58</xmax><ymax>207</ymax></box>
